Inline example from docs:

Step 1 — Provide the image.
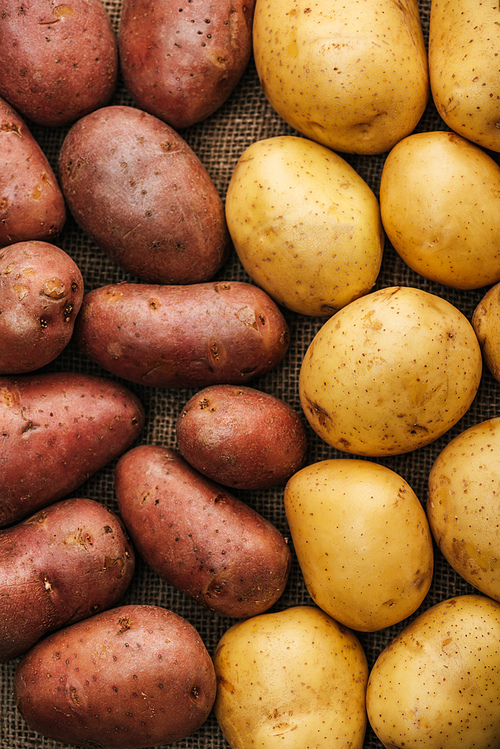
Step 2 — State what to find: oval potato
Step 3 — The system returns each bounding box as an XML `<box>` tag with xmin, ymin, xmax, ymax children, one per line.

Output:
<box><xmin>472</xmin><ymin>282</ymin><xmax>500</xmax><ymax>382</ymax></box>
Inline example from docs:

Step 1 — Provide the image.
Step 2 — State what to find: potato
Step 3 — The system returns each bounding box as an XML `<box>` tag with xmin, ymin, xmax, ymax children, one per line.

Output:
<box><xmin>427</xmin><ymin>417</ymin><xmax>500</xmax><ymax>603</ymax></box>
<box><xmin>299</xmin><ymin>286</ymin><xmax>482</xmax><ymax>456</ymax></box>
<box><xmin>284</xmin><ymin>459</ymin><xmax>433</xmax><ymax>632</ymax></box>
<box><xmin>14</xmin><ymin>603</ymin><xmax>217</xmax><ymax>749</ymax></box>
<box><xmin>429</xmin><ymin>0</ymin><xmax>500</xmax><ymax>153</ymax></box>
<box><xmin>252</xmin><ymin>0</ymin><xmax>428</xmax><ymax>155</ymax></box>
<box><xmin>225</xmin><ymin>136</ymin><xmax>384</xmax><ymax>316</ymax></box>
<box><xmin>119</xmin><ymin>0</ymin><xmax>255</xmax><ymax>129</ymax></box>
<box><xmin>380</xmin><ymin>131</ymin><xmax>500</xmax><ymax>289</ymax></box>
<box><xmin>0</xmin><ymin>372</ymin><xmax>144</xmax><ymax>527</ymax></box>
<box><xmin>176</xmin><ymin>384</ymin><xmax>307</xmax><ymax>489</ymax></box>
<box><xmin>75</xmin><ymin>281</ymin><xmax>289</xmax><ymax>388</ymax></box>
<box><xmin>58</xmin><ymin>105</ymin><xmax>229</xmax><ymax>284</ymax></box>
<box><xmin>472</xmin><ymin>282</ymin><xmax>500</xmax><ymax>382</ymax></box>
<box><xmin>0</xmin><ymin>0</ymin><xmax>117</xmax><ymax>127</ymax></box>
<box><xmin>0</xmin><ymin>241</ymin><xmax>83</xmax><ymax>374</ymax></box>
<box><xmin>366</xmin><ymin>594</ymin><xmax>500</xmax><ymax>748</ymax></box>
<box><xmin>213</xmin><ymin>605</ymin><xmax>368</xmax><ymax>749</ymax></box>
<box><xmin>114</xmin><ymin>445</ymin><xmax>291</xmax><ymax>618</ymax></box>
<box><xmin>0</xmin><ymin>497</ymin><xmax>134</xmax><ymax>663</ymax></box>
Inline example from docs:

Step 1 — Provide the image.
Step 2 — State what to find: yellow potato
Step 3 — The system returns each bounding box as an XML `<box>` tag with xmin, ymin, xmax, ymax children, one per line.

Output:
<box><xmin>284</xmin><ymin>459</ymin><xmax>433</xmax><ymax>632</ymax></box>
<box><xmin>225</xmin><ymin>136</ymin><xmax>384</xmax><ymax>316</ymax></box>
<box><xmin>380</xmin><ymin>131</ymin><xmax>500</xmax><ymax>289</ymax></box>
<box><xmin>427</xmin><ymin>417</ymin><xmax>500</xmax><ymax>602</ymax></box>
<box><xmin>213</xmin><ymin>605</ymin><xmax>368</xmax><ymax>749</ymax></box>
<box><xmin>299</xmin><ymin>286</ymin><xmax>482</xmax><ymax>456</ymax></box>
<box><xmin>429</xmin><ymin>0</ymin><xmax>500</xmax><ymax>153</ymax></box>
<box><xmin>472</xmin><ymin>282</ymin><xmax>500</xmax><ymax>382</ymax></box>
<box><xmin>366</xmin><ymin>594</ymin><xmax>500</xmax><ymax>748</ymax></box>
<box><xmin>252</xmin><ymin>0</ymin><xmax>428</xmax><ymax>155</ymax></box>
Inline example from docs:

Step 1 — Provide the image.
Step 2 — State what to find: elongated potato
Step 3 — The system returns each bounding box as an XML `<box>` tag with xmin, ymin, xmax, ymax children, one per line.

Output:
<box><xmin>15</xmin><ymin>604</ymin><xmax>217</xmax><ymax>749</ymax></box>
<box><xmin>0</xmin><ymin>372</ymin><xmax>145</xmax><ymax>527</ymax></box>
<box><xmin>75</xmin><ymin>281</ymin><xmax>290</xmax><ymax>387</ymax></box>
<box><xmin>0</xmin><ymin>497</ymin><xmax>135</xmax><ymax>663</ymax></box>
<box><xmin>115</xmin><ymin>445</ymin><xmax>292</xmax><ymax>618</ymax></box>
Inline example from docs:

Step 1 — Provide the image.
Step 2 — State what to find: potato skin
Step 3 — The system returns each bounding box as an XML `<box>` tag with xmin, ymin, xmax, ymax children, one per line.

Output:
<box><xmin>0</xmin><ymin>372</ymin><xmax>145</xmax><ymax>527</ymax></box>
<box><xmin>114</xmin><ymin>445</ymin><xmax>292</xmax><ymax>618</ymax></box>
<box><xmin>0</xmin><ymin>497</ymin><xmax>135</xmax><ymax>663</ymax></box>
<box><xmin>14</xmin><ymin>604</ymin><xmax>217</xmax><ymax>749</ymax></box>
<box><xmin>58</xmin><ymin>105</ymin><xmax>230</xmax><ymax>284</ymax></box>
<box><xmin>75</xmin><ymin>281</ymin><xmax>290</xmax><ymax>387</ymax></box>
<box><xmin>0</xmin><ymin>241</ymin><xmax>84</xmax><ymax>374</ymax></box>
<box><xmin>176</xmin><ymin>384</ymin><xmax>307</xmax><ymax>489</ymax></box>
<box><xmin>119</xmin><ymin>0</ymin><xmax>255</xmax><ymax>129</ymax></box>
<box><xmin>0</xmin><ymin>97</ymin><xmax>66</xmax><ymax>247</ymax></box>
<box><xmin>0</xmin><ymin>0</ymin><xmax>117</xmax><ymax>127</ymax></box>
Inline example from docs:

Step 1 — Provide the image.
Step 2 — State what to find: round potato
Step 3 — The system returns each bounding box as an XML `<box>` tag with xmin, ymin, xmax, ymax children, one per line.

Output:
<box><xmin>225</xmin><ymin>136</ymin><xmax>384</xmax><ymax>316</ymax></box>
<box><xmin>380</xmin><ymin>131</ymin><xmax>500</xmax><ymax>289</ymax></box>
<box><xmin>176</xmin><ymin>384</ymin><xmax>307</xmax><ymax>489</ymax></box>
<box><xmin>299</xmin><ymin>286</ymin><xmax>482</xmax><ymax>456</ymax></box>
<box><xmin>472</xmin><ymin>282</ymin><xmax>500</xmax><ymax>382</ymax></box>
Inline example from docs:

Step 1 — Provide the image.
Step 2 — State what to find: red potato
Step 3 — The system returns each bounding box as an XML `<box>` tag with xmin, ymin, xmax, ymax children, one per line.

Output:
<box><xmin>0</xmin><ymin>0</ymin><xmax>118</xmax><ymax>127</ymax></box>
<box><xmin>14</xmin><ymin>604</ymin><xmax>217</xmax><ymax>749</ymax></box>
<box><xmin>58</xmin><ymin>105</ymin><xmax>230</xmax><ymax>284</ymax></box>
<box><xmin>0</xmin><ymin>241</ymin><xmax>84</xmax><ymax>374</ymax></box>
<box><xmin>115</xmin><ymin>445</ymin><xmax>292</xmax><ymax>618</ymax></box>
<box><xmin>119</xmin><ymin>0</ymin><xmax>256</xmax><ymax>129</ymax></box>
<box><xmin>176</xmin><ymin>384</ymin><xmax>308</xmax><ymax>489</ymax></box>
<box><xmin>0</xmin><ymin>372</ymin><xmax>145</xmax><ymax>527</ymax></box>
<box><xmin>75</xmin><ymin>281</ymin><xmax>290</xmax><ymax>387</ymax></box>
<box><xmin>0</xmin><ymin>497</ymin><xmax>135</xmax><ymax>663</ymax></box>
<box><xmin>0</xmin><ymin>96</ymin><xmax>66</xmax><ymax>247</ymax></box>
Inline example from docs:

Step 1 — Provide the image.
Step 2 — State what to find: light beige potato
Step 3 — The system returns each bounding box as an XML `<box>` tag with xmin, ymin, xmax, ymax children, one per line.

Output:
<box><xmin>472</xmin><ymin>282</ymin><xmax>500</xmax><ymax>382</ymax></box>
<box><xmin>380</xmin><ymin>131</ymin><xmax>500</xmax><ymax>289</ymax></box>
<box><xmin>284</xmin><ymin>459</ymin><xmax>433</xmax><ymax>632</ymax></box>
<box><xmin>427</xmin><ymin>417</ymin><xmax>500</xmax><ymax>602</ymax></box>
<box><xmin>299</xmin><ymin>286</ymin><xmax>482</xmax><ymax>456</ymax></box>
<box><xmin>366</xmin><ymin>594</ymin><xmax>500</xmax><ymax>748</ymax></box>
<box><xmin>226</xmin><ymin>136</ymin><xmax>384</xmax><ymax>316</ymax></box>
<box><xmin>429</xmin><ymin>0</ymin><xmax>500</xmax><ymax>153</ymax></box>
<box><xmin>253</xmin><ymin>0</ymin><xmax>428</xmax><ymax>155</ymax></box>
<box><xmin>213</xmin><ymin>605</ymin><xmax>368</xmax><ymax>749</ymax></box>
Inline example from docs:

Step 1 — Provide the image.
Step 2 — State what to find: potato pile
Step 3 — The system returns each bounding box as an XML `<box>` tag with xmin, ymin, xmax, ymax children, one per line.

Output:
<box><xmin>1</xmin><ymin>0</ymin><xmax>500</xmax><ymax>748</ymax></box>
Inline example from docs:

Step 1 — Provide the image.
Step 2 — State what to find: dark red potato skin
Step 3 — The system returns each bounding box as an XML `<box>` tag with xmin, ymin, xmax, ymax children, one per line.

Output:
<box><xmin>0</xmin><ymin>497</ymin><xmax>135</xmax><ymax>662</ymax></box>
<box><xmin>58</xmin><ymin>105</ymin><xmax>230</xmax><ymax>284</ymax></box>
<box><xmin>176</xmin><ymin>384</ymin><xmax>308</xmax><ymax>488</ymax></box>
<box><xmin>75</xmin><ymin>281</ymin><xmax>290</xmax><ymax>387</ymax></box>
<box><xmin>0</xmin><ymin>97</ymin><xmax>66</xmax><ymax>247</ymax></box>
<box><xmin>0</xmin><ymin>0</ymin><xmax>118</xmax><ymax>127</ymax></box>
<box><xmin>0</xmin><ymin>372</ymin><xmax>145</xmax><ymax>527</ymax></box>
<box><xmin>119</xmin><ymin>0</ymin><xmax>256</xmax><ymax>129</ymax></box>
<box><xmin>14</xmin><ymin>604</ymin><xmax>217</xmax><ymax>749</ymax></box>
<box><xmin>115</xmin><ymin>445</ymin><xmax>292</xmax><ymax>618</ymax></box>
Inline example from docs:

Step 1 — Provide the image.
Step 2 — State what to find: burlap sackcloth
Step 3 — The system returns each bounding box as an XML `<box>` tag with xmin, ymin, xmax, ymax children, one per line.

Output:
<box><xmin>2</xmin><ymin>0</ymin><xmax>499</xmax><ymax>747</ymax></box>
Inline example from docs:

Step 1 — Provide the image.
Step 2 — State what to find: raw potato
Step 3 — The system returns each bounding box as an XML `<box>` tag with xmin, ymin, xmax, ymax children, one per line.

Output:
<box><xmin>0</xmin><ymin>372</ymin><xmax>144</xmax><ymax>527</ymax></box>
<box><xmin>429</xmin><ymin>0</ymin><xmax>500</xmax><ymax>153</ymax></box>
<box><xmin>213</xmin><ymin>605</ymin><xmax>368</xmax><ymax>749</ymax></box>
<box><xmin>427</xmin><ymin>417</ymin><xmax>500</xmax><ymax>602</ymax></box>
<box><xmin>0</xmin><ymin>0</ymin><xmax>117</xmax><ymax>127</ymax></box>
<box><xmin>0</xmin><ymin>96</ymin><xmax>66</xmax><ymax>247</ymax></box>
<box><xmin>114</xmin><ymin>445</ymin><xmax>291</xmax><ymax>618</ymax></box>
<box><xmin>284</xmin><ymin>459</ymin><xmax>433</xmax><ymax>631</ymax></box>
<box><xmin>14</xmin><ymin>604</ymin><xmax>217</xmax><ymax>749</ymax></box>
<box><xmin>366</xmin><ymin>594</ymin><xmax>500</xmax><ymax>748</ymax></box>
<box><xmin>472</xmin><ymin>282</ymin><xmax>500</xmax><ymax>382</ymax></box>
<box><xmin>119</xmin><ymin>0</ymin><xmax>255</xmax><ymax>129</ymax></box>
<box><xmin>299</xmin><ymin>286</ymin><xmax>482</xmax><ymax>456</ymax></box>
<box><xmin>176</xmin><ymin>384</ymin><xmax>307</xmax><ymax>489</ymax></box>
<box><xmin>58</xmin><ymin>105</ymin><xmax>229</xmax><ymax>284</ymax></box>
<box><xmin>0</xmin><ymin>497</ymin><xmax>135</xmax><ymax>663</ymax></box>
<box><xmin>75</xmin><ymin>281</ymin><xmax>290</xmax><ymax>387</ymax></box>
<box><xmin>380</xmin><ymin>131</ymin><xmax>500</xmax><ymax>289</ymax></box>
<box><xmin>0</xmin><ymin>241</ymin><xmax>84</xmax><ymax>374</ymax></box>
<box><xmin>225</xmin><ymin>136</ymin><xmax>384</xmax><ymax>316</ymax></box>
<box><xmin>253</xmin><ymin>0</ymin><xmax>428</xmax><ymax>155</ymax></box>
